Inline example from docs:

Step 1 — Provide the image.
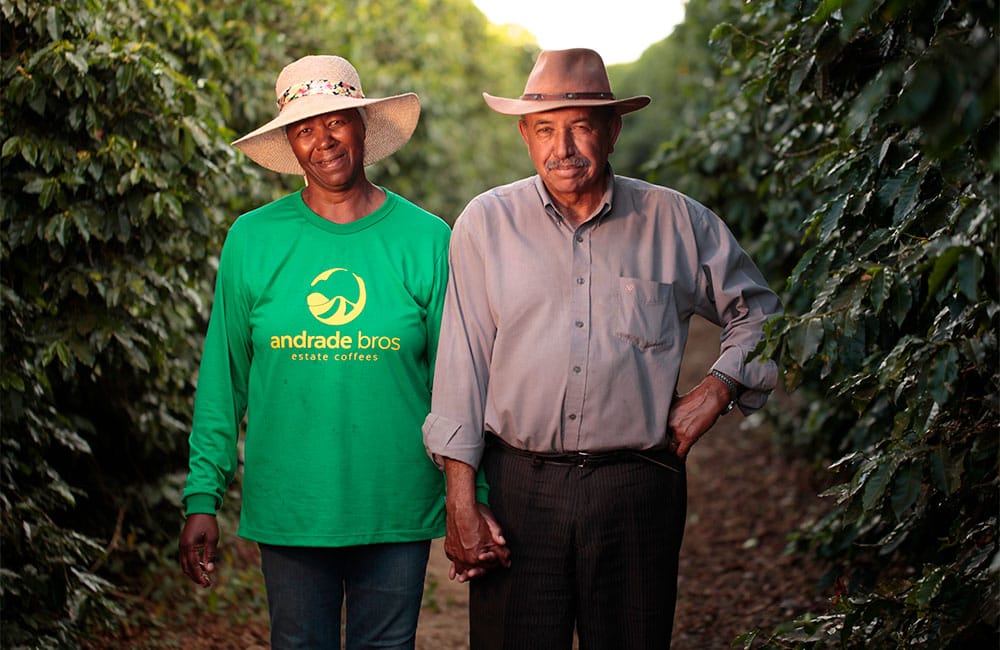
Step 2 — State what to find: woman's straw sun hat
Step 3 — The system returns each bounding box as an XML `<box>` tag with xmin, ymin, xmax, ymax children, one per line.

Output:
<box><xmin>233</xmin><ymin>55</ymin><xmax>420</xmax><ymax>174</ymax></box>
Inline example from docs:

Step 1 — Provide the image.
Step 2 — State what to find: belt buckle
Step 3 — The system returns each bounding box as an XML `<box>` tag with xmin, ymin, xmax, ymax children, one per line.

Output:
<box><xmin>575</xmin><ymin>451</ymin><xmax>592</xmax><ymax>468</ymax></box>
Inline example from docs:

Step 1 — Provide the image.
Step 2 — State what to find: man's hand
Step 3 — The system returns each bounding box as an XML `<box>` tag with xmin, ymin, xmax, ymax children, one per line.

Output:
<box><xmin>179</xmin><ymin>513</ymin><xmax>219</xmax><ymax>588</ymax></box>
<box><xmin>443</xmin><ymin>458</ymin><xmax>511</xmax><ymax>582</ymax></box>
<box><xmin>446</xmin><ymin>502</ymin><xmax>511</xmax><ymax>582</ymax></box>
<box><xmin>667</xmin><ymin>373</ymin><xmax>735</xmax><ymax>458</ymax></box>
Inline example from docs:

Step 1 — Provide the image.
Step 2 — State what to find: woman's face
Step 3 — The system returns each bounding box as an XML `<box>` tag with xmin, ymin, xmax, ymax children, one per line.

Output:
<box><xmin>286</xmin><ymin>109</ymin><xmax>366</xmax><ymax>192</ymax></box>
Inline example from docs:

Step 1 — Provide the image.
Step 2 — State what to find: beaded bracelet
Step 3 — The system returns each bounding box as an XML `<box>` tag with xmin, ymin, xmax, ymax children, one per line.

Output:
<box><xmin>710</xmin><ymin>369</ymin><xmax>740</xmax><ymax>414</ymax></box>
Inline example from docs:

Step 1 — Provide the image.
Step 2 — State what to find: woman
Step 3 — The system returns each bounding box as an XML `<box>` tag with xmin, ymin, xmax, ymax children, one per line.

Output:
<box><xmin>178</xmin><ymin>55</ymin><xmax>450</xmax><ymax>650</ymax></box>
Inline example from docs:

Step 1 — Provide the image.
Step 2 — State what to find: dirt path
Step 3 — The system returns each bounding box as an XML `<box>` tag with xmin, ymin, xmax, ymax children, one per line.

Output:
<box><xmin>108</xmin><ymin>318</ymin><xmax>831</xmax><ymax>649</ymax></box>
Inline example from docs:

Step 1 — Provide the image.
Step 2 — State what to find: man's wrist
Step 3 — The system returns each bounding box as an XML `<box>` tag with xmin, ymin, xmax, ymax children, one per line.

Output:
<box><xmin>710</xmin><ymin>369</ymin><xmax>741</xmax><ymax>414</ymax></box>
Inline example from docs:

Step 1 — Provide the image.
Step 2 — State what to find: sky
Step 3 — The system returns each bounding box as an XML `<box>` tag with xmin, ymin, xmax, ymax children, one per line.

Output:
<box><xmin>471</xmin><ymin>0</ymin><xmax>688</xmax><ymax>65</ymax></box>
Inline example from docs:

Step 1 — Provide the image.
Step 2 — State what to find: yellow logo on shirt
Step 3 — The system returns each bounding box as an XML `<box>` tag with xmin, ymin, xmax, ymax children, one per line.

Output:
<box><xmin>267</xmin><ymin>267</ymin><xmax>402</xmax><ymax>362</ymax></box>
<box><xmin>306</xmin><ymin>268</ymin><xmax>366</xmax><ymax>325</ymax></box>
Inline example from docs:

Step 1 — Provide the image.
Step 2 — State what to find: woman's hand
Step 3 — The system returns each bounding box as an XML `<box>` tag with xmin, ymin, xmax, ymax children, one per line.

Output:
<box><xmin>179</xmin><ymin>513</ymin><xmax>220</xmax><ymax>588</ymax></box>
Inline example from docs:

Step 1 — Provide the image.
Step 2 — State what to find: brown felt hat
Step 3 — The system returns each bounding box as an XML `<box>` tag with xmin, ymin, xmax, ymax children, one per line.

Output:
<box><xmin>483</xmin><ymin>48</ymin><xmax>650</xmax><ymax>116</ymax></box>
<box><xmin>232</xmin><ymin>55</ymin><xmax>420</xmax><ymax>174</ymax></box>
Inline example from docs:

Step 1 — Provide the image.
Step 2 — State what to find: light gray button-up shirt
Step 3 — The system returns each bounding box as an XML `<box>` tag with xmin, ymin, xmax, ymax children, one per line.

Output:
<box><xmin>423</xmin><ymin>172</ymin><xmax>782</xmax><ymax>469</ymax></box>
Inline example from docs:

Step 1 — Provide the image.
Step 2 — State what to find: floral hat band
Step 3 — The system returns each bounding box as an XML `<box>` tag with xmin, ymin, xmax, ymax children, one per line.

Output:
<box><xmin>276</xmin><ymin>79</ymin><xmax>365</xmax><ymax>111</ymax></box>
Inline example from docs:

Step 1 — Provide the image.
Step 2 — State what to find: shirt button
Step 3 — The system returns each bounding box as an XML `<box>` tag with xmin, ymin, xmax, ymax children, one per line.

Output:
<box><xmin>568</xmin><ymin>414</ymin><xmax>577</xmax><ymax>420</ymax></box>
<box><xmin>576</xmin><ymin>277</ymin><xmax>585</xmax><ymax>284</ymax></box>
<box><xmin>575</xmin><ymin>321</ymin><xmax>584</xmax><ymax>328</ymax></box>
<box><xmin>573</xmin><ymin>366</ymin><xmax>581</xmax><ymax>373</ymax></box>
<box><xmin>575</xmin><ymin>235</ymin><xmax>584</xmax><ymax>242</ymax></box>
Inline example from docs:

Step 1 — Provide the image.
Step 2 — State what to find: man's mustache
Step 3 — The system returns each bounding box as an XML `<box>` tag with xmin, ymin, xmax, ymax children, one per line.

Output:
<box><xmin>546</xmin><ymin>157</ymin><xmax>591</xmax><ymax>171</ymax></box>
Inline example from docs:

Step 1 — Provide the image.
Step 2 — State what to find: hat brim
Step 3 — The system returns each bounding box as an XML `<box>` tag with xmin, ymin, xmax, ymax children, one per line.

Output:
<box><xmin>482</xmin><ymin>92</ymin><xmax>650</xmax><ymax>116</ymax></box>
<box><xmin>232</xmin><ymin>93</ymin><xmax>420</xmax><ymax>175</ymax></box>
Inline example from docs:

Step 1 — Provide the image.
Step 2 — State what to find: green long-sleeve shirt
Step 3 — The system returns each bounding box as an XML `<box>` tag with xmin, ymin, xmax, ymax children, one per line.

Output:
<box><xmin>182</xmin><ymin>189</ymin><xmax>450</xmax><ymax>546</ymax></box>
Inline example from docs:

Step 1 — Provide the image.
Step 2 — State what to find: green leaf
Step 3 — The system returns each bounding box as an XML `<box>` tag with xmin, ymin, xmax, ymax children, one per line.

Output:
<box><xmin>891</xmin><ymin>165</ymin><xmax>923</xmax><ymax>225</ymax></box>
<box><xmin>2</xmin><ymin>135</ymin><xmax>21</xmax><ymax>159</ymax></box>
<box><xmin>708</xmin><ymin>22</ymin><xmax>738</xmax><ymax>46</ymax></box>
<box><xmin>906</xmin><ymin>566</ymin><xmax>946</xmax><ymax>610</ymax></box>
<box><xmin>45</xmin><ymin>6</ymin><xmax>60</xmax><ymax>42</ymax></box>
<box><xmin>789</xmin><ymin>55</ymin><xmax>815</xmax><ymax>95</ymax></box>
<box><xmin>22</xmin><ymin>139</ymin><xmax>39</xmax><ymax>166</ymax></box>
<box><xmin>70</xmin><ymin>273</ymin><xmax>88</xmax><ymax>297</ymax></box>
<box><xmin>846</xmin><ymin>67</ymin><xmax>896</xmax><ymax>138</ymax></box>
<box><xmin>113</xmin><ymin>331</ymin><xmax>150</xmax><ymax>371</ymax></box>
<box><xmin>927</xmin><ymin>345</ymin><xmax>958</xmax><ymax>404</ymax></box>
<box><xmin>28</xmin><ymin>89</ymin><xmax>47</xmax><ymax>115</ymax></box>
<box><xmin>895</xmin><ymin>63</ymin><xmax>941</xmax><ymax>123</ymax></box>
<box><xmin>39</xmin><ymin>178</ymin><xmax>59</xmax><ymax>210</ymax></box>
<box><xmin>810</xmin><ymin>0</ymin><xmax>843</xmax><ymax>24</ymax></box>
<box><xmin>789</xmin><ymin>316</ymin><xmax>825</xmax><ymax>366</ymax></box>
<box><xmin>49</xmin><ymin>479</ymin><xmax>76</xmax><ymax>506</ymax></box>
<box><xmin>870</xmin><ymin>266</ymin><xmax>889</xmax><ymax>313</ymax></box>
<box><xmin>841</xmin><ymin>0</ymin><xmax>880</xmax><ymax>33</ymax></box>
<box><xmin>788</xmin><ymin>247</ymin><xmax>819</xmax><ymax>289</ymax></box>
<box><xmin>65</xmin><ymin>50</ymin><xmax>88</xmax><ymax>75</ymax></box>
<box><xmin>888</xmin><ymin>279</ymin><xmax>913</xmax><ymax>326</ymax></box>
<box><xmin>182</xmin><ymin>115</ymin><xmax>213</xmax><ymax>153</ymax></box>
<box><xmin>855</xmin><ymin>228</ymin><xmax>889</xmax><ymax>259</ymax></box>
<box><xmin>889</xmin><ymin>461</ymin><xmax>922</xmax><ymax>520</ymax></box>
<box><xmin>877</xmin><ymin>165</ymin><xmax>913</xmax><ymax>211</ymax></box>
<box><xmin>69</xmin><ymin>567</ymin><xmax>114</xmax><ymax>594</ymax></box>
<box><xmin>43</xmin><ymin>212</ymin><xmax>68</xmax><ymax>246</ymax></box>
<box><xmin>69</xmin><ymin>210</ymin><xmax>93</xmax><ymax>243</ymax></box>
<box><xmin>819</xmin><ymin>194</ymin><xmax>848</xmax><ymax>241</ymax></box>
<box><xmin>862</xmin><ymin>457</ymin><xmax>896</xmax><ymax>512</ymax></box>
<box><xmin>956</xmin><ymin>249</ymin><xmax>982</xmax><ymax>301</ymax></box>
<box><xmin>929</xmin><ymin>446</ymin><xmax>965</xmax><ymax>495</ymax></box>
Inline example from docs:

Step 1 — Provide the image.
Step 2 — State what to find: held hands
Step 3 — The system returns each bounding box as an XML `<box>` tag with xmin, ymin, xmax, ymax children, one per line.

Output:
<box><xmin>444</xmin><ymin>502</ymin><xmax>511</xmax><ymax>583</ymax></box>
<box><xmin>666</xmin><ymin>374</ymin><xmax>735</xmax><ymax>459</ymax></box>
<box><xmin>179</xmin><ymin>513</ymin><xmax>220</xmax><ymax>588</ymax></box>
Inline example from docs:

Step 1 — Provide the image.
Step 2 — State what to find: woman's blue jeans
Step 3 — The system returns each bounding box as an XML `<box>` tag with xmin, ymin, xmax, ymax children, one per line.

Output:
<box><xmin>259</xmin><ymin>541</ymin><xmax>431</xmax><ymax>650</ymax></box>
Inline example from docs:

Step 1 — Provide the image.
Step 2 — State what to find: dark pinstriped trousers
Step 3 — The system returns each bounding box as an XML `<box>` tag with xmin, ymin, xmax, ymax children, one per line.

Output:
<box><xmin>470</xmin><ymin>444</ymin><xmax>687</xmax><ymax>650</ymax></box>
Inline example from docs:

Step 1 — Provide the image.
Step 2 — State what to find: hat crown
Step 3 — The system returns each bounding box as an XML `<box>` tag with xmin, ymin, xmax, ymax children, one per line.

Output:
<box><xmin>522</xmin><ymin>48</ymin><xmax>613</xmax><ymax>97</ymax></box>
<box><xmin>274</xmin><ymin>55</ymin><xmax>364</xmax><ymax>110</ymax></box>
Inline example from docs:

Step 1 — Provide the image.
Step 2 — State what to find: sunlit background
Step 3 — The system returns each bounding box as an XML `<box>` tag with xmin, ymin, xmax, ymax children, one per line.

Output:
<box><xmin>472</xmin><ymin>0</ymin><xmax>687</xmax><ymax>64</ymax></box>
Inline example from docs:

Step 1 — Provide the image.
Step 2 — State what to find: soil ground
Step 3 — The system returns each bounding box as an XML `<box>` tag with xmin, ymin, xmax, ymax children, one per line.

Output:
<box><xmin>108</xmin><ymin>317</ymin><xmax>833</xmax><ymax>649</ymax></box>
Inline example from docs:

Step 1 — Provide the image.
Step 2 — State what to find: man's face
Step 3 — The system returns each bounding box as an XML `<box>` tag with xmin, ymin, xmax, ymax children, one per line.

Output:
<box><xmin>286</xmin><ymin>109</ymin><xmax>366</xmax><ymax>192</ymax></box>
<box><xmin>518</xmin><ymin>107</ymin><xmax>622</xmax><ymax>199</ymax></box>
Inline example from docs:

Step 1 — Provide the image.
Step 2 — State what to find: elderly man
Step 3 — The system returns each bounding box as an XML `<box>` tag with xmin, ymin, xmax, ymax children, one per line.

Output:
<box><xmin>423</xmin><ymin>48</ymin><xmax>782</xmax><ymax>649</ymax></box>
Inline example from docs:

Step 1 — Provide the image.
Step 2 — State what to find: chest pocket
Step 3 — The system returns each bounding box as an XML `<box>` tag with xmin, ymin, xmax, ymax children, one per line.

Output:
<box><xmin>615</xmin><ymin>276</ymin><xmax>675</xmax><ymax>351</ymax></box>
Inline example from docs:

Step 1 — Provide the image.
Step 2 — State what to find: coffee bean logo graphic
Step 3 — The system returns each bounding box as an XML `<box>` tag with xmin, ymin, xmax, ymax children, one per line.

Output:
<box><xmin>307</xmin><ymin>268</ymin><xmax>367</xmax><ymax>326</ymax></box>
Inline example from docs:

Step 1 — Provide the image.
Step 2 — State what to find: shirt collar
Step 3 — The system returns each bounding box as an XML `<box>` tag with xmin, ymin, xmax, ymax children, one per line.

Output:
<box><xmin>533</xmin><ymin>164</ymin><xmax>616</xmax><ymax>226</ymax></box>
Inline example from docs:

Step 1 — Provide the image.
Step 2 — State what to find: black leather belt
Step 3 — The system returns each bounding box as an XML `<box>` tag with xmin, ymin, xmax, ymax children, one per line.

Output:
<box><xmin>486</xmin><ymin>434</ymin><xmax>680</xmax><ymax>472</ymax></box>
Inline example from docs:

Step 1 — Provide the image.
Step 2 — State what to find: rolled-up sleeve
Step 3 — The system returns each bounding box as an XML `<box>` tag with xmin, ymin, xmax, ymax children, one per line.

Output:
<box><xmin>688</xmin><ymin>199</ymin><xmax>782</xmax><ymax>413</ymax></box>
<box><xmin>422</xmin><ymin>201</ymin><xmax>496</xmax><ymax>469</ymax></box>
